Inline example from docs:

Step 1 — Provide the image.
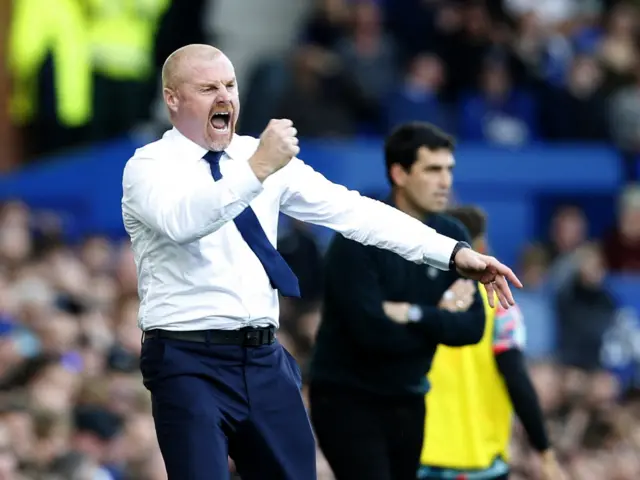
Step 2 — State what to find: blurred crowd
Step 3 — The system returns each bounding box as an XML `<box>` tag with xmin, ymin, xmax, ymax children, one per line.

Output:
<box><xmin>0</xmin><ymin>201</ymin><xmax>164</xmax><ymax>479</ymax></box>
<box><xmin>5</xmin><ymin>0</ymin><xmax>640</xmax><ymax>479</ymax></box>
<box><xmin>502</xmin><ymin>183</ymin><xmax>640</xmax><ymax>479</ymax></box>
<box><xmin>241</xmin><ymin>0</ymin><xmax>640</xmax><ymax>180</ymax></box>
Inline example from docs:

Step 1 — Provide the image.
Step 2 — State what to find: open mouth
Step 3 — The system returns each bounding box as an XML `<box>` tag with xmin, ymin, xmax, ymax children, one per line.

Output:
<box><xmin>210</xmin><ymin>112</ymin><xmax>231</xmax><ymax>132</ymax></box>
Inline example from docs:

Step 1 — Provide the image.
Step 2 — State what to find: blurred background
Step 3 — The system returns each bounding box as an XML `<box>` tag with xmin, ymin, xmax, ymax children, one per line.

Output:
<box><xmin>2</xmin><ymin>0</ymin><xmax>640</xmax><ymax>478</ymax></box>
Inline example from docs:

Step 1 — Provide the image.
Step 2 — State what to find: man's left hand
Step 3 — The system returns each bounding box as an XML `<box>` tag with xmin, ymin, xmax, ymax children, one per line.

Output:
<box><xmin>454</xmin><ymin>248</ymin><xmax>523</xmax><ymax>309</ymax></box>
<box><xmin>382</xmin><ymin>302</ymin><xmax>410</xmax><ymax>324</ymax></box>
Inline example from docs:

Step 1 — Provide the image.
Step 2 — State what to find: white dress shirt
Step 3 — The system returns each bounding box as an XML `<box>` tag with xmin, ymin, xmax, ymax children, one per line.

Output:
<box><xmin>121</xmin><ymin>128</ymin><xmax>458</xmax><ymax>331</ymax></box>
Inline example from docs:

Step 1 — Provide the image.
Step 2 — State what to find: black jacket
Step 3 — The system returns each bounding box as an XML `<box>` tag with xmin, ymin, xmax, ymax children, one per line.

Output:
<box><xmin>309</xmin><ymin>213</ymin><xmax>485</xmax><ymax>397</ymax></box>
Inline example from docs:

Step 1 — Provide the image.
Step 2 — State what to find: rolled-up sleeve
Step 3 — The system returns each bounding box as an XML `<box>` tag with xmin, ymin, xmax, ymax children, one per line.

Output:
<box><xmin>122</xmin><ymin>156</ymin><xmax>263</xmax><ymax>244</ymax></box>
<box><xmin>278</xmin><ymin>159</ymin><xmax>457</xmax><ymax>269</ymax></box>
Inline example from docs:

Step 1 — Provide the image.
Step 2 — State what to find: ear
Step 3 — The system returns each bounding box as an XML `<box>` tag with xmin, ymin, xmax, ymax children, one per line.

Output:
<box><xmin>389</xmin><ymin>163</ymin><xmax>409</xmax><ymax>188</ymax></box>
<box><xmin>163</xmin><ymin>87</ymin><xmax>179</xmax><ymax>113</ymax></box>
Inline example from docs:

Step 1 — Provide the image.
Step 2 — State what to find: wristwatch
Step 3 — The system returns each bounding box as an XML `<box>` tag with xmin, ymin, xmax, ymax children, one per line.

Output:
<box><xmin>449</xmin><ymin>241</ymin><xmax>472</xmax><ymax>269</ymax></box>
<box><xmin>407</xmin><ymin>305</ymin><xmax>423</xmax><ymax>323</ymax></box>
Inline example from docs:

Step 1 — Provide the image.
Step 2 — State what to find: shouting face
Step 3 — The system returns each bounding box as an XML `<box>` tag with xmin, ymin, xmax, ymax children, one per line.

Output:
<box><xmin>163</xmin><ymin>45</ymin><xmax>240</xmax><ymax>151</ymax></box>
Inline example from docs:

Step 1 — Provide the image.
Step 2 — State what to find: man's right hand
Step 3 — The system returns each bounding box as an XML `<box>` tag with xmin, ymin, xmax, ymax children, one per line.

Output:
<box><xmin>249</xmin><ymin>119</ymin><xmax>300</xmax><ymax>182</ymax></box>
<box><xmin>439</xmin><ymin>279</ymin><xmax>475</xmax><ymax>312</ymax></box>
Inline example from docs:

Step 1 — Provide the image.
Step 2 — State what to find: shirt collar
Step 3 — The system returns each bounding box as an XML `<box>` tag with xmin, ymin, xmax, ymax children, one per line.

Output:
<box><xmin>167</xmin><ymin>127</ymin><xmax>242</xmax><ymax>161</ymax></box>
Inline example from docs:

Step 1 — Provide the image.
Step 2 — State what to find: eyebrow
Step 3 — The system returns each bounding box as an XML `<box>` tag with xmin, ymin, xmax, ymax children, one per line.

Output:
<box><xmin>198</xmin><ymin>78</ymin><xmax>236</xmax><ymax>87</ymax></box>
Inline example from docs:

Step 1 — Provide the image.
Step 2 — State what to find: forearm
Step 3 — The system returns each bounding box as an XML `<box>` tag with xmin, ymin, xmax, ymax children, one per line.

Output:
<box><xmin>408</xmin><ymin>303</ymin><xmax>485</xmax><ymax>346</ymax></box>
<box><xmin>329</xmin><ymin>289</ymin><xmax>431</xmax><ymax>354</ymax></box>
<box><xmin>325</xmin><ymin>238</ymin><xmax>431</xmax><ymax>355</ymax></box>
<box><xmin>123</xmin><ymin>158</ymin><xmax>263</xmax><ymax>243</ymax></box>
<box><xmin>496</xmin><ymin>349</ymin><xmax>550</xmax><ymax>452</ymax></box>
<box><xmin>279</xmin><ymin>160</ymin><xmax>457</xmax><ymax>268</ymax></box>
<box><xmin>349</xmin><ymin>311</ymin><xmax>433</xmax><ymax>354</ymax></box>
<box><xmin>340</xmin><ymin>195</ymin><xmax>459</xmax><ymax>270</ymax></box>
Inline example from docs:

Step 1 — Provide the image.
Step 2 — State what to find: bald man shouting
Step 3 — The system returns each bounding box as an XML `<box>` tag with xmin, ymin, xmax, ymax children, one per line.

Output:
<box><xmin>121</xmin><ymin>44</ymin><xmax>522</xmax><ymax>480</ymax></box>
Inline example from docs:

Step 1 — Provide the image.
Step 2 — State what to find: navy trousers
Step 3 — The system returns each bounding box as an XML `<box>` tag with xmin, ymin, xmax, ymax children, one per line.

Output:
<box><xmin>140</xmin><ymin>336</ymin><xmax>316</xmax><ymax>480</ymax></box>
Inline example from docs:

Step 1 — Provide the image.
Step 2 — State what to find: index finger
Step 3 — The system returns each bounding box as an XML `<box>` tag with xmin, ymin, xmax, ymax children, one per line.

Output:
<box><xmin>491</xmin><ymin>260</ymin><xmax>523</xmax><ymax>289</ymax></box>
<box><xmin>501</xmin><ymin>266</ymin><xmax>523</xmax><ymax>289</ymax></box>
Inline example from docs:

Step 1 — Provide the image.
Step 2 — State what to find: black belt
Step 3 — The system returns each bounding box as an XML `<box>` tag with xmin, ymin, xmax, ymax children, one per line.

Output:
<box><xmin>142</xmin><ymin>326</ymin><xmax>276</xmax><ymax>346</ymax></box>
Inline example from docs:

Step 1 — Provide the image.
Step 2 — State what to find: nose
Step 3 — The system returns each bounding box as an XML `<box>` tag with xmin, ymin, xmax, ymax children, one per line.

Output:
<box><xmin>440</xmin><ymin>170</ymin><xmax>452</xmax><ymax>189</ymax></box>
<box><xmin>216</xmin><ymin>87</ymin><xmax>232</xmax><ymax>102</ymax></box>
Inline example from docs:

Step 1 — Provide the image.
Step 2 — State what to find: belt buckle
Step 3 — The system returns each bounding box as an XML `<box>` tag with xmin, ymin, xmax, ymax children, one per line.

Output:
<box><xmin>244</xmin><ymin>330</ymin><xmax>261</xmax><ymax>347</ymax></box>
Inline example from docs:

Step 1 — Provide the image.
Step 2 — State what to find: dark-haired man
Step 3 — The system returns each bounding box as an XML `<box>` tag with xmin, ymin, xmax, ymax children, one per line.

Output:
<box><xmin>308</xmin><ymin>122</ymin><xmax>487</xmax><ymax>480</ymax></box>
<box><xmin>419</xmin><ymin>205</ymin><xmax>561</xmax><ymax>480</ymax></box>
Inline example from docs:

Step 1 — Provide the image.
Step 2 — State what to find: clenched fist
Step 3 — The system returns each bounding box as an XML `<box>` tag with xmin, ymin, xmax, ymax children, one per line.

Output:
<box><xmin>249</xmin><ymin>119</ymin><xmax>300</xmax><ymax>181</ymax></box>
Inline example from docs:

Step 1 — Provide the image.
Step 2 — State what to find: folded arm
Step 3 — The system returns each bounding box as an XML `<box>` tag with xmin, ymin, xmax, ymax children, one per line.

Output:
<box><xmin>279</xmin><ymin>159</ymin><xmax>457</xmax><ymax>269</ymax></box>
<box><xmin>325</xmin><ymin>237</ymin><xmax>433</xmax><ymax>355</ymax></box>
<box><xmin>122</xmin><ymin>156</ymin><xmax>263</xmax><ymax>243</ymax></box>
<box><xmin>407</xmin><ymin>292</ymin><xmax>486</xmax><ymax>346</ymax></box>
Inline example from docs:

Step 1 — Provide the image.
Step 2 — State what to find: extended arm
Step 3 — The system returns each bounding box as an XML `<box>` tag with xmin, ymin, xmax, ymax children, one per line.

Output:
<box><xmin>122</xmin><ymin>156</ymin><xmax>262</xmax><ymax>243</ymax></box>
<box><xmin>279</xmin><ymin>159</ymin><xmax>457</xmax><ymax>270</ymax></box>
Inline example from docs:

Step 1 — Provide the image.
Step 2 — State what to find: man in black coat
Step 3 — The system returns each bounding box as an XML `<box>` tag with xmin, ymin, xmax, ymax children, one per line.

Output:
<box><xmin>308</xmin><ymin>122</ymin><xmax>487</xmax><ymax>480</ymax></box>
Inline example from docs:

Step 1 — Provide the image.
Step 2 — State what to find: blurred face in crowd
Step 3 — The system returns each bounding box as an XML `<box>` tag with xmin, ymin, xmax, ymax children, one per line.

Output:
<box><xmin>578</xmin><ymin>244</ymin><xmax>606</xmax><ymax>287</ymax></box>
<box><xmin>619</xmin><ymin>202</ymin><xmax>640</xmax><ymax>241</ymax></box>
<box><xmin>0</xmin><ymin>202</ymin><xmax>31</xmax><ymax>264</ymax></box>
<box><xmin>550</xmin><ymin>206</ymin><xmax>587</xmax><ymax>253</ymax></box>
<box><xmin>352</xmin><ymin>1</ymin><xmax>381</xmax><ymax>36</ymax></box>
<box><xmin>529</xmin><ymin>363</ymin><xmax>562</xmax><ymax>413</ymax></box>
<box><xmin>391</xmin><ymin>146</ymin><xmax>454</xmax><ymax>216</ymax></box>
<box><xmin>408</xmin><ymin>54</ymin><xmax>445</xmax><ymax>92</ymax></box>
<box><xmin>1</xmin><ymin>410</ymin><xmax>35</xmax><ymax>462</ymax></box>
<box><xmin>569</xmin><ymin>55</ymin><xmax>603</xmax><ymax>96</ymax></box>
<box><xmin>37</xmin><ymin>312</ymin><xmax>80</xmax><ymax>355</ymax></box>
<box><xmin>481</xmin><ymin>63</ymin><xmax>511</xmax><ymax>100</ymax></box>
<box><xmin>0</xmin><ymin>424</ymin><xmax>17</xmax><ymax>477</ymax></box>
<box><xmin>587</xmin><ymin>371</ymin><xmax>619</xmax><ymax>409</ymax></box>
<box><xmin>120</xmin><ymin>414</ymin><xmax>157</xmax><ymax>463</ymax></box>
<box><xmin>28</xmin><ymin>363</ymin><xmax>79</xmax><ymax>413</ymax></box>
<box><xmin>608</xmin><ymin>3</ymin><xmax>637</xmax><ymax>37</ymax></box>
<box><xmin>163</xmin><ymin>45</ymin><xmax>239</xmax><ymax>152</ymax></box>
<box><xmin>80</xmin><ymin>236</ymin><xmax>112</xmax><ymax>275</ymax></box>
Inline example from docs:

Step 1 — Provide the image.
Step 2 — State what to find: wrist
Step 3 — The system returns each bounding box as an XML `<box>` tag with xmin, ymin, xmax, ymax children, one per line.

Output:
<box><xmin>248</xmin><ymin>152</ymin><xmax>273</xmax><ymax>182</ymax></box>
<box><xmin>407</xmin><ymin>305</ymin><xmax>423</xmax><ymax>323</ymax></box>
<box><xmin>449</xmin><ymin>241</ymin><xmax>472</xmax><ymax>269</ymax></box>
<box><xmin>438</xmin><ymin>290</ymin><xmax>454</xmax><ymax>309</ymax></box>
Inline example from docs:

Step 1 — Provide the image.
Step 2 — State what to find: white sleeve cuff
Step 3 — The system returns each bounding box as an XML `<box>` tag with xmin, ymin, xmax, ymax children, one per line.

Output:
<box><xmin>224</xmin><ymin>159</ymin><xmax>264</xmax><ymax>202</ymax></box>
<box><xmin>423</xmin><ymin>233</ymin><xmax>459</xmax><ymax>271</ymax></box>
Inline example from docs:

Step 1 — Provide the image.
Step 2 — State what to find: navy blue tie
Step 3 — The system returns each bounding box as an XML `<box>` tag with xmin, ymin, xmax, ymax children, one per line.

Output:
<box><xmin>204</xmin><ymin>151</ymin><xmax>300</xmax><ymax>297</ymax></box>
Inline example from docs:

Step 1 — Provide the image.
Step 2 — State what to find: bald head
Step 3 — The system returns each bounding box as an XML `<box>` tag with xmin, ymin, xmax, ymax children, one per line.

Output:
<box><xmin>161</xmin><ymin>44</ymin><xmax>239</xmax><ymax>151</ymax></box>
<box><xmin>162</xmin><ymin>44</ymin><xmax>225</xmax><ymax>90</ymax></box>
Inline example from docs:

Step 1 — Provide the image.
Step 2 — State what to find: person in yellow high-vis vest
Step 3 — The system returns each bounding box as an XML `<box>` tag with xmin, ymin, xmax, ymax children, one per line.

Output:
<box><xmin>419</xmin><ymin>206</ymin><xmax>564</xmax><ymax>480</ymax></box>
<box><xmin>8</xmin><ymin>0</ymin><xmax>92</xmax><ymax>157</ymax></box>
<box><xmin>87</xmin><ymin>0</ymin><xmax>169</xmax><ymax>142</ymax></box>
